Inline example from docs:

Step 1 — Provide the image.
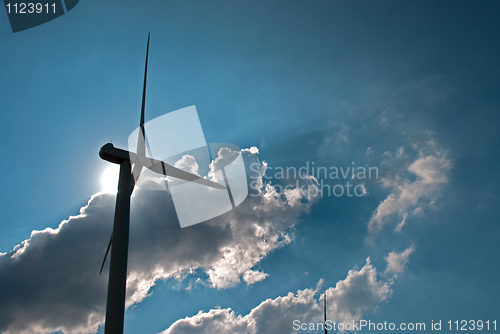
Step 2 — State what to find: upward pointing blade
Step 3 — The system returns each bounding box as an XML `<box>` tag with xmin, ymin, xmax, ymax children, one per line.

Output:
<box><xmin>131</xmin><ymin>32</ymin><xmax>150</xmax><ymax>191</ymax></box>
<box><xmin>137</xmin><ymin>32</ymin><xmax>149</xmax><ymax>158</ymax></box>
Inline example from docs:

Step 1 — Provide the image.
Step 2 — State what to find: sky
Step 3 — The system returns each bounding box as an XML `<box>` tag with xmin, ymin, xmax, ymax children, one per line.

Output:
<box><xmin>0</xmin><ymin>1</ymin><xmax>499</xmax><ymax>333</ymax></box>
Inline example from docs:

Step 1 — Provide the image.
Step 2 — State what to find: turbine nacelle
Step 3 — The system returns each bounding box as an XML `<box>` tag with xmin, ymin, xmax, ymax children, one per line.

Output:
<box><xmin>99</xmin><ymin>142</ymin><xmax>226</xmax><ymax>190</ymax></box>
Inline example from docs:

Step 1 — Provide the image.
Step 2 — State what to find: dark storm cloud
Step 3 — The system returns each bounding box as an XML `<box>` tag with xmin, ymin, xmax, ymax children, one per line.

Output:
<box><xmin>0</xmin><ymin>149</ymin><xmax>318</xmax><ymax>334</ymax></box>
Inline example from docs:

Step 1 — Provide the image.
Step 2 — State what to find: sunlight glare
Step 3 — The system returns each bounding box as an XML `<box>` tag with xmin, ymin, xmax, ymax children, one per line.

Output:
<box><xmin>101</xmin><ymin>165</ymin><xmax>120</xmax><ymax>193</ymax></box>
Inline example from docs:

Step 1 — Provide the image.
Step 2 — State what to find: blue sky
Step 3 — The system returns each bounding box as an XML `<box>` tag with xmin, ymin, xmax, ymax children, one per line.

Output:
<box><xmin>0</xmin><ymin>1</ymin><xmax>499</xmax><ymax>333</ymax></box>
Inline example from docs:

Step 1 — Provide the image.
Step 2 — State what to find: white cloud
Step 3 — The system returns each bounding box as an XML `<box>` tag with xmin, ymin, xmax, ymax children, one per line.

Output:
<box><xmin>160</xmin><ymin>258</ymin><xmax>394</xmax><ymax>334</ymax></box>
<box><xmin>365</xmin><ymin>147</ymin><xmax>374</xmax><ymax>159</ymax></box>
<box><xmin>160</xmin><ymin>308</ymin><xmax>251</xmax><ymax>334</ymax></box>
<box><xmin>210</xmin><ymin>147</ymin><xmax>240</xmax><ymax>173</ymax></box>
<box><xmin>394</xmin><ymin>212</ymin><xmax>408</xmax><ymax>233</ymax></box>
<box><xmin>324</xmin><ymin>258</ymin><xmax>391</xmax><ymax>326</ymax></box>
<box><xmin>319</xmin><ymin>125</ymin><xmax>351</xmax><ymax>156</ymax></box>
<box><xmin>368</xmin><ymin>141</ymin><xmax>451</xmax><ymax>235</ymax></box>
<box><xmin>242</xmin><ymin>270</ymin><xmax>269</xmax><ymax>285</ymax></box>
<box><xmin>384</xmin><ymin>245</ymin><xmax>415</xmax><ymax>277</ymax></box>
<box><xmin>396</xmin><ymin>146</ymin><xmax>406</xmax><ymax>159</ymax></box>
<box><xmin>174</xmin><ymin>154</ymin><xmax>200</xmax><ymax>175</ymax></box>
<box><xmin>162</xmin><ymin>287</ymin><xmax>321</xmax><ymax>334</ymax></box>
<box><xmin>0</xmin><ymin>148</ymin><xmax>318</xmax><ymax>334</ymax></box>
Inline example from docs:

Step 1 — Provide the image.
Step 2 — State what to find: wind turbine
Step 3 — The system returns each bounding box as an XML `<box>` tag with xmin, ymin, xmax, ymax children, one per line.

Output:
<box><xmin>324</xmin><ymin>292</ymin><xmax>328</xmax><ymax>334</ymax></box>
<box><xmin>98</xmin><ymin>33</ymin><xmax>225</xmax><ymax>334</ymax></box>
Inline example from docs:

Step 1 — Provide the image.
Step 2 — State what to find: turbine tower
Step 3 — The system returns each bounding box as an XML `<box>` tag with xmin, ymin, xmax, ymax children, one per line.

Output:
<box><xmin>99</xmin><ymin>33</ymin><xmax>225</xmax><ymax>334</ymax></box>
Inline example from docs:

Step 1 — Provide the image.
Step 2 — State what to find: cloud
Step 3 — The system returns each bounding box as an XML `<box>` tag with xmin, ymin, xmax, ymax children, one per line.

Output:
<box><xmin>160</xmin><ymin>287</ymin><xmax>320</xmax><ymax>334</ymax></box>
<box><xmin>365</xmin><ymin>147</ymin><xmax>374</xmax><ymax>159</ymax></box>
<box><xmin>324</xmin><ymin>258</ymin><xmax>391</xmax><ymax>326</ymax></box>
<box><xmin>318</xmin><ymin>125</ymin><xmax>351</xmax><ymax>156</ymax></box>
<box><xmin>0</xmin><ymin>148</ymin><xmax>318</xmax><ymax>334</ymax></box>
<box><xmin>242</xmin><ymin>270</ymin><xmax>268</xmax><ymax>285</ymax></box>
<box><xmin>210</xmin><ymin>147</ymin><xmax>240</xmax><ymax>173</ymax></box>
<box><xmin>394</xmin><ymin>212</ymin><xmax>408</xmax><ymax>233</ymax></box>
<box><xmin>160</xmin><ymin>258</ymin><xmax>393</xmax><ymax>334</ymax></box>
<box><xmin>368</xmin><ymin>140</ymin><xmax>452</xmax><ymax>235</ymax></box>
<box><xmin>384</xmin><ymin>245</ymin><xmax>415</xmax><ymax>277</ymax></box>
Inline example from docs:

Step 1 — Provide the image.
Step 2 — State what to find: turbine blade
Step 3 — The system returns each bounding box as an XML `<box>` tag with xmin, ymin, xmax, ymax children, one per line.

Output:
<box><xmin>139</xmin><ymin>156</ymin><xmax>226</xmax><ymax>189</ymax></box>
<box><xmin>99</xmin><ymin>235</ymin><xmax>113</xmax><ymax>275</ymax></box>
<box><xmin>137</xmin><ymin>32</ymin><xmax>149</xmax><ymax>158</ymax></box>
<box><xmin>131</xmin><ymin>32</ymin><xmax>150</xmax><ymax>192</ymax></box>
